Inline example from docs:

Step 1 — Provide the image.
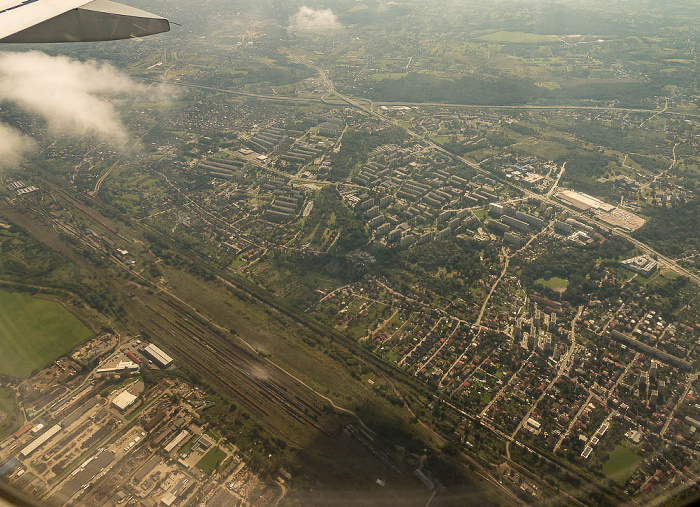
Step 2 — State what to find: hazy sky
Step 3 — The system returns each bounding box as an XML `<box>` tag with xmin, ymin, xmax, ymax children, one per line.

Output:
<box><xmin>0</xmin><ymin>123</ymin><xmax>34</xmax><ymax>170</ymax></box>
<box><xmin>289</xmin><ymin>6</ymin><xmax>342</xmax><ymax>31</ymax></box>
<box><xmin>0</xmin><ymin>51</ymin><xmax>174</xmax><ymax>166</ymax></box>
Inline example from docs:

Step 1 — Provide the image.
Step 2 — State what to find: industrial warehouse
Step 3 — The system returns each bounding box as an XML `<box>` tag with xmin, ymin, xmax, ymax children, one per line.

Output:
<box><xmin>142</xmin><ymin>344</ymin><xmax>174</xmax><ymax>369</ymax></box>
<box><xmin>0</xmin><ymin>336</ymin><xmax>266</xmax><ymax>506</ymax></box>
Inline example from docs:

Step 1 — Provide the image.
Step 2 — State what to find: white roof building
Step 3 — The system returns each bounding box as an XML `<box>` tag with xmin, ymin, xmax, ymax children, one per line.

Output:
<box><xmin>97</xmin><ymin>361</ymin><xmax>139</xmax><ymax>375</ymax></box>
<box><xmin>526</xmin><ymin>418</ymin><xmax>541</xmax><ymax>430</ymax></box>
<box><xmin>20</xmin><ymin>424</ymin><xmax>61</xmax><ymax>458</ymax></box>
<box><xmin>164</xmin><ymin>429</ymin><xmax>190</xmax><ymax>453</ymax></box>
<box><xmin>144</xmin><ymin>344</ymin><xmax>173</xmax><ymax>368</ymax></box>
<box><xmin>160</xmin><ymin>492</ymin><xmax>177</xmax><ymax>507</ymax></box>
<box><xmin>112</xmin><ymin>391</ymin><xmax>138</xmax><ymax>412</ymax></box>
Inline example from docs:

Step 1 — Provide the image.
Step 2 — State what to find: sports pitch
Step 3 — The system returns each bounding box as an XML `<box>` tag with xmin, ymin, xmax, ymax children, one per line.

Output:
<box><xmin>0</xmin><ymin>290</ymin><xmax>93</xmax><ymax>378</ymax></box>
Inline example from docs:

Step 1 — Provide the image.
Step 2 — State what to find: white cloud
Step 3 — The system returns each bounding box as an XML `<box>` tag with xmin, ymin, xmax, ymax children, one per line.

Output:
<box><xmin>0</xmin><ymin>123</ymin><xmax>34</xmax><ymax>170</ymax></box>
<box><xmin>0</xmin><ymin>51</ymin><xmax>170</xmax><ymax>150</ymax></box>
<box><xmin>289</xmin><ymin>6</ymin><xmax>342</xmax><ymax>31</ymax></box>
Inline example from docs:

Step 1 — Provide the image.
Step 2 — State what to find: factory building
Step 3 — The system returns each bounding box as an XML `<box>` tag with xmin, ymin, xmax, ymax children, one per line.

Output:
<box><xmin>143</xmin><ymin>344</ymin><xmax>174</xmax><ymax>368</ymax></box>
<box><xmin>112</xmin><ymin>391</ymin><xmax>138</xmax><ymax>412</ymax></box>
<box><xmin>96</xmin><ymin>361</ymin><xmax>139</xmax><ymax>375</ymax></box>
<box><xmin>20</xmin><ymin>425</ymin><xmax>61</xmax><ymax>458</ymax></box>
<box><xmin>164</xmin><ymin>429</ymin><xmax>190</xmax><ymax>453</ymax></box>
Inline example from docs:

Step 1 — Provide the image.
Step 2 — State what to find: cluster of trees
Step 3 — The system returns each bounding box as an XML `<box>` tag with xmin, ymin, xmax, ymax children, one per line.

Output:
<box><xmin>520</xmin><ymin>237</ymin><xmax>635</xmax><ymax>305</ymax></box>
<box><xmin>339</xmin><ymin>1</ymin><xmax>409</xmax><ymax>25</ymax></box>
<box><xmin>305</xmin><ymin>186</ymin><xmax>370</xmax><ymax>254</ymax></box>
<box><xmin>440</xmin><ymin>137</ymin><xmax>489</xmax><ymax>156</ymax></box>
<box><xmin>633</xmin><ymin>198</ymin><xmax>700</xmax><ymax>257</ymax></box>
<box><xmin>556</xmin><ymin>151</ymin><xmax>624</xmax><ymax>202</ymax></box>
<box><xmin>647</xmin><ymin>272</ymin><xmax>692</xmax><ymax>319</ymax></box>
<box><xmin>375</xmin><ymin>237</ymin><xmax>499</xmax><ymax>298</ymax></box>
<box><xmin>492</xmin><ymin>4</ymin><xmax>654</xmax><ymax>37</ymax></box>
<box><xmin>628</xmin><ymin>153</ymin><xmax>669</xmax><ymax>173</ymax></box>
<box><xmin>507</xmin><ymin>122</ymin><xmax>540</xmax><ymax>137</ymax></box>
<box><xmin>558</xmin><ymin>119</ymin><xmax>669</xmax><ymax>156</ymax></box>
<box><xmin>368</xmin><ymin>73</ymin><xmax>543</xmax><ymax>106</ymax></box>
<box><xmin>550</xmin><ymin>81</ymin><xmax>663</xmax><ymax>108</ymax></box>
<box><xmin>366</xmin><ymin>72</ymin><xmax>667</xmax><ymax>108</ymax></box>
<box><xmin>0</xmin><ymin>227</ymin><xmax>65</xmax><ymax>282</ymax></box>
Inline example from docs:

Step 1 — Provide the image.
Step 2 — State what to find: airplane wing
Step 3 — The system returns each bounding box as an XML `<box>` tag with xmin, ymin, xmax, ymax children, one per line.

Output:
<box><xmin>0</xmin><ymin>0</ymin><xmax>169</xmax><ymax>43</ymax></box>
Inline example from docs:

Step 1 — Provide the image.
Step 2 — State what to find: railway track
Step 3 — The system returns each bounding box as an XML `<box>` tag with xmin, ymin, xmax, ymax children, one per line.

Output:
<box><xmin>136</xmin><ymin>296</ymin><xmax>330</xmax><ymax>436</ymax></box>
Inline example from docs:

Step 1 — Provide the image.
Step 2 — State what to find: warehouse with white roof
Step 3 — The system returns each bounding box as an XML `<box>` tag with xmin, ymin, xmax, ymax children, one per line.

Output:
<box><xmin>112</xmin><ymin>391</ymin><xmax>138</xmax><ymax>412</ymax></box>
<box><xmin>143</xmin><ymin>344</ymin><xmax>173</xmax><ymax>368</ymax></box>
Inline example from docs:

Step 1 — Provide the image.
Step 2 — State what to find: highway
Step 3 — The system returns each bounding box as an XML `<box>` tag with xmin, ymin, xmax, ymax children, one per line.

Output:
<box><xmin>137</xmin><ymin>74</ymin><xmax>700</xmax><ymax>120</ymax></box>
<box><xmin>369</xmin><ymin>100</ymin><xmax>700</xmax><ymax>118</ymax></box>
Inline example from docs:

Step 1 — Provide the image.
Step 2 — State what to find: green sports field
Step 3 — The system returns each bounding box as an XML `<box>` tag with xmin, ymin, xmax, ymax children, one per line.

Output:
<box><xmin>0</xmin><ymin>387</ymin><xmax>22</xmax><ymax>439</ymax></box>
<box><xmin>536</xmin><ymin>277</ymin><xmax>569</xmax><ymax>290</ymax></box>
<box><xmin>0</xmin><ymin>290</ymin><xmax>93</xmax><ymax>378</ymax></box>
<box><xmin>602</xmin><ymin>445</ymin><xmax>642</xmax><ymax>485</ymax></box>
<box><xmin>196</xmin><ymin>446</ymin><xmax>227</xmax><ymax>474</ymax></box>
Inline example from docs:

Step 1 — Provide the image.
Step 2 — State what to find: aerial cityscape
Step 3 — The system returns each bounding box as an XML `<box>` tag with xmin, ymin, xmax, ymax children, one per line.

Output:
<box><xmin>0</xmin><ymin>1</ymin><xmax>699</xmax><ymax>506</ymax></box>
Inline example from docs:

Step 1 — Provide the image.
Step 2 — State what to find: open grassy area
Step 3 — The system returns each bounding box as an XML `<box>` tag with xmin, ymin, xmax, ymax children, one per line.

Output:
<box><xmin>472</xmin><ymin>207</ymin><xmax>487</xmax><ymax>219</ymax></box>
<box><xmin>513</xmin><ymin>139</ymin><xmax>570</xmax><ymax>160</ymax></box>
<box><xmin>371</xmin><ymin>72</ymin><xmax>408</xmax><ymax>81</ymax></box>
<box><xmin>0</xmin><ymin>387</ymin><xmax>22</xmax><ymax>439</ymax></box>
<box><xmin>0</xmin><ymin>290</ymin><xmax>93</xmax><ymax>378</ymax></box>
<box><xmin>206</xmin><ymin>428</ymin><xmax>221</xmax><ymax>442</ymax></box>
<box><xmin>478</xmin><ymin>31</ymin><xmax>557</xmax><ymax>44</ymax></box>
<box><xmin>536</xmin><ymin>277</ymin><xmax>569</xmax><ymax>290</ymax></box>
<box><xmin>196</xmin><ymin>446</ymin><xmax>227</xmax><ymax>474</ymax></box>
<box><xmin>180</xmin><ymin>435</ymin><xmax>199</xmax><ymax>455</ymax></box>
<box><xmin>602</xmin><ymin>444</ymin><xmax>641</xmax><ymax>485</ymax></box>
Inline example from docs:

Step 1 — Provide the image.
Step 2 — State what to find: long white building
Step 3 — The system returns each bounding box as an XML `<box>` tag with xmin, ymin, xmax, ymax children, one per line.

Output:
<box><xmin>143</xmin><ymin>344</ymin><xmax>173</xmax><ymax>368</ymax></box>
<box><xmin>20</xmin><ymin>424</ymin><xmax>61</xmax><ymax>458</ymax></box>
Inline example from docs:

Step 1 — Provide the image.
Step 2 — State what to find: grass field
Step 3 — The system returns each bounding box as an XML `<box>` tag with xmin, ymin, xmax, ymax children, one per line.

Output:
<box><xmin>536</xmin><ymin>277</ymin><xmax>569</xmax><ymax>290</ymax></box>
<box><xmin>196</xmin><ymin>446</ymin><xmax>227</xmax><ymax>474</ymax></box>
<box><xmin>0</xmin><ymin>290</ymin><xmax>93</xmax><ymax>378</ymax></box>
<box><xmin>513</xmin><ymin>139</ymin><xmax>570</xmax><ymax>160</ymax></box>
<box><xmin>478</xmin><ymin>31</ymin><xmax>557</xmax><ymax>44</ymax></box>
<box><xmin>0</xmin><ymin>387</ymin><xmax>22</xmax><ymax>439</ymax></box>
<box><xmin>602</xmin><ymin>444</ymin><xmax>641</xmax><ymax>485</ymax></box>
<box><xmin>473</xmin><ymin>207</ymin><xmax>487</xmax><ymax>219</ymax></box>
<box><xmin>371</xmin><ymin>72</ymin><xmax>408</xmax><ymax>81</ymax></box>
